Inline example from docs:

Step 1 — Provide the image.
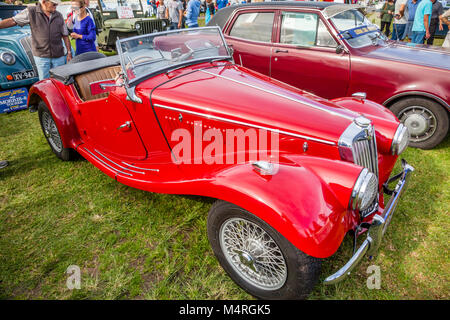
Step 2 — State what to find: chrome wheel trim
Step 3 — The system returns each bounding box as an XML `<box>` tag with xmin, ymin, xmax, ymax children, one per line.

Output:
<box><xmin>398</xmin><ymin>106</ymin><xmax>437</xmax><ymax>143</ymax></box>
<box><xmin>42</xmin><ymin>111</ymin><xmax>63</xmax><ymax>153</ymax></box>
<box><xmin>219</xmin><ymin>217</ymin><xmax>288</xmax><ymax>291</ymax></box>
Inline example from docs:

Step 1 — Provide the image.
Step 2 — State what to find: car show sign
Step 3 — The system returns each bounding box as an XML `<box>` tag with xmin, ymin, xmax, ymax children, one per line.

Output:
<box><xmin>117</xmin><ymin>5</ymin><xmax>134</xmax><ymax>19</ymax></box>
<box><xmin>0</xmin><ymin>87</ymin><xmax>28</xmax><ymax>114</ymax></box>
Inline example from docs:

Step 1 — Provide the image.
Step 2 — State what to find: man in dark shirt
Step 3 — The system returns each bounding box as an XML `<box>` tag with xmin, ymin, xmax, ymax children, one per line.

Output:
<box><xmin>426</xmin><ymin>0</ymin><xmax>444</xmax><ymax>44</ymax></box>
<box><xmin>0</xmin><ymin>0</ymin><xmax>72</xmax><ymax>80</ymax></box>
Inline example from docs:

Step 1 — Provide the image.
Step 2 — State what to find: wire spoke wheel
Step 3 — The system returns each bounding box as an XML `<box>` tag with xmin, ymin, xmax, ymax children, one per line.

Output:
<box><xmin>398</xmin><ymin>105</ymin><xmax>437</xmax><ymax>143</ymax></box>
<box><xmin>42</xmin><ymin>111</ymin><xmax>63</xmax><ymax>153</ymax></box>
<box><xmin>219</xmin><ymin>217</ymin><xmax>288</xmax><ymax>290</ymax></box>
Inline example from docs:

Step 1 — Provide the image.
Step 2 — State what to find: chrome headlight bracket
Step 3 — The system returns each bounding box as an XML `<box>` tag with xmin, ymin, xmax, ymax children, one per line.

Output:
<box><xmin>391</xmin><ymin>124</ymin><xmax>410</xmax><ymax>155</ymax></box>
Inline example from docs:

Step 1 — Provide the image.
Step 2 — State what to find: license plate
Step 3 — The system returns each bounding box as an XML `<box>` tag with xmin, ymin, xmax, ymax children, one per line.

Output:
<box><xmin>12</xmin><ymin>70</ymin><xmax>36</xmax><ymax>81</ymax></box>
<box><xmin>0</xmin><ymin>87</ymin><xmax>28</xmax><ymax>114</ymax></box>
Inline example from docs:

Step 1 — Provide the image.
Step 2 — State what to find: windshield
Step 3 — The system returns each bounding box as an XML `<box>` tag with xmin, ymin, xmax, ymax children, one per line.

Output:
<box><xmin>330</xmin><ymin>9</ymin><xmax>386</xmax><ymax>48</ymax></box>
<box><xmin>117</xmin><ymin>27</ymin><xmax>231</xmax><ymax>86</ymax></box>
<box><xmin>100</xmin><ymin>0</ymin><xmax>142</xmax><ymax>11</ymax></box>
<box><xmin>0</xmin><ymin>6</ymin><xmax>26</xmax><ymax>20</ymax></box>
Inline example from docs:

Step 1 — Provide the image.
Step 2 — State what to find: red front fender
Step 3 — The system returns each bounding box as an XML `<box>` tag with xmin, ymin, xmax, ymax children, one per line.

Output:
<box><xmin>198</xmin><ymin>159</ymin><xmax>361</xmax><ymax>259</ymax></box>
<box><xmin>27</xmin><ymin>79</ymin><xmax>81</xmax><ymax>149</ymax></box>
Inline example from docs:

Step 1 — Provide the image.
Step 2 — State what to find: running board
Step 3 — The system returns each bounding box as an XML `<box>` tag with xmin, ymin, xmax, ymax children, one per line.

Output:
<box><xmin>79</xmin><ymin>146</ymin><xmax>159</xmax><ymax>178</ymax></box>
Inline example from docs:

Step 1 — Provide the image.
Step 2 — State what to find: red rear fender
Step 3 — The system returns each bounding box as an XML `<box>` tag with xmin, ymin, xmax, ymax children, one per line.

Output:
<box><xmin>28</xmin><ymin>79</ymin><xmax>81</xmax><ymax>149</ymax></box>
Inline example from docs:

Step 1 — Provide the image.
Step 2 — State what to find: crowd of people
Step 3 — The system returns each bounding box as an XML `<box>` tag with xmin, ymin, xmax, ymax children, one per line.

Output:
<box><xmin>381</xmin><ymin>0</ymin><xmax>450</xmax><ymax>46</ymax></box>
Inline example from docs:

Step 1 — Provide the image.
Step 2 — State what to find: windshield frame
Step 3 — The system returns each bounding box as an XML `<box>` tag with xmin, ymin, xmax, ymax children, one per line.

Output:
<box><xmin>116</xmin><ymin>26</ymin><xmax>233</xmax><ymax>88</ymax></box>
<box><xmin>98</xmin><ymin>0</ymin><xmax>144</xmax><ymax>14</ymax></box>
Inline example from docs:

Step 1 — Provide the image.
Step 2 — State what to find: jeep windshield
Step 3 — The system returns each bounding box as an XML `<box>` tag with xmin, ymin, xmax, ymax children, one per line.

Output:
<box><xmin>100</xmin><ymin>0</ymin><xmax>142</xmax><ymax>11</ymax></box>
<box><xmin>330</xmin><ymin>9</ymin><xmax>386</xmax><ymax>48</ymax></box>
<box><xmin>117</xmin><ymin>27</ymin><xmax>232</xmax><ymax>86</ymax></box>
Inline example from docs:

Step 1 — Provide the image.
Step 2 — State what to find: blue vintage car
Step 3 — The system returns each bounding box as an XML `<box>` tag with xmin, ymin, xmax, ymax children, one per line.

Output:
<box><xmin>0</xmin><ymin>3</ymin><xmax>38</xmax><ymax>114</ymax></box>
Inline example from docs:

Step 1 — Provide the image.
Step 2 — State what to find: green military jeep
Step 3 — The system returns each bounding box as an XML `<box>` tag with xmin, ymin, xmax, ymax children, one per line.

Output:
<box><xmin>91</xmin><ymin>0</ymin><xmax>169</xmax><ymax>51</ymax></box>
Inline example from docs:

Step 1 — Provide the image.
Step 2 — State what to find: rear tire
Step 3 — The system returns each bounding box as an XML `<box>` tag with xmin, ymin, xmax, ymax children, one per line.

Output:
<box><xmin>390</xmin><ymin>97</ymin><xmax>449</xmax><ymax>149</ymax></box>
<box><xmin>38</xmin><ymin>101</ymin><xmax>76</xmax><ymax>161</ymax></box>
<box><xmin>207</xmin><ymin>200</ymin><xmax>321</xmax><ymax>300</ymax></box>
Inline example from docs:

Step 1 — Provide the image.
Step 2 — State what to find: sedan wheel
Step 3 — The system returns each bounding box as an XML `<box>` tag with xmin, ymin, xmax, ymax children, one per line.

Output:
<box><xmin>390</xmin><ymin>97</ymin><xmax>449</xmax><ymax>149</ymax></box>
<box><xmin>207</xmin><ymin>200</ymin><xmax>321</xmax><ymax>300</ymax></box>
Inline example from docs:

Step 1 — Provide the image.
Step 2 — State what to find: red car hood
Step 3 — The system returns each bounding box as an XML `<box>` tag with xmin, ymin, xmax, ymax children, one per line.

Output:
<box><xmin>148</xmin><ymin>64</ymin><xmax>360</xmax><ymax>145</ymax></box>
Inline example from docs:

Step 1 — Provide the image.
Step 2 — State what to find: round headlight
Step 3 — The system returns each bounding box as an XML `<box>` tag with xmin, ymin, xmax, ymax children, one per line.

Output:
<box><xmin>135</xmin><ymin>23</ymin><xmax>141</xmax><ymax>30</ymax></box>
<box><xmin>391</xmin><ymin>124</ymin><xmax>409</xmax><ymax>155</ymax></box>
<box><xmin>162</xmin><ymin>21</ymin><xmax>166</xmax><ymax>28</ymax></box>
<box><xmin>351</xmin><ymin>168</ymin><xmax>378</xmax><ymax>212</ymax></box>
<box><xmin>0</xmin><ymin>52</ymin><xmax>16</xmax><ymax>65</ymax></box>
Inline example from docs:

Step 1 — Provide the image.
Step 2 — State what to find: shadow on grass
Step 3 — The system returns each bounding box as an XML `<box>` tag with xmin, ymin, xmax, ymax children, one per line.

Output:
<box><xmin>312</xmin><ymin>138</ymin><xmax>449</xmax><ymax>299</ymax></box>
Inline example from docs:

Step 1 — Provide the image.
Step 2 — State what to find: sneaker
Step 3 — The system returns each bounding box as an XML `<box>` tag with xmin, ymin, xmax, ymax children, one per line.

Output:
<box><xmin>0</xmin><ymin>160</ymin><xmax>9</xmax><ymax>169</ymax></box>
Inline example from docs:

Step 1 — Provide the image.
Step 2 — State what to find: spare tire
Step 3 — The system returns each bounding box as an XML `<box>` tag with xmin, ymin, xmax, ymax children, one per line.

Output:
<box><xmin>68</xmin><ymin>51</ymin><xmax>106</xmax><ymax>64</ymax></box>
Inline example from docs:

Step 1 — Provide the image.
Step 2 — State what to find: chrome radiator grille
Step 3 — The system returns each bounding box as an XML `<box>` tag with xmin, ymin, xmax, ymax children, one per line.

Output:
<box><xmin>19</xmin><ymin>36</ymin><xmax>37</xmax><ymax>73</ymax></box>
<box><xmin>338</xmin><ymin>116</ymin><xmax>379</xmax><ymax>178</ymax></box>
<box><xmin>351</xmin><ymin>127</ymin><xmax>379</xmax><ymax>178</ymax></box>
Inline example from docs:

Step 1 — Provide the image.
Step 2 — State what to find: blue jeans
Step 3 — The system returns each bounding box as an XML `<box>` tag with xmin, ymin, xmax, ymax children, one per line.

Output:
<box><xmin>391</xmin><ymin>23</ymin><xmax>406</xmax><ymax>41</ymax></box>
<box><xmin>169</xmin><ymin>22</ymin><xmax>178</xmax><ymax>30</ymax></box>
<box><xmin>404</xmin><ymin>21</ymin><xmax>414</xmax><ymax>39</ymax></box>
<box><xmin>187</xmin><ymin>23</ymin><xmax>199</xmax><ymax>28</ymax></box>
<box><xmin>33</xmin><ymin>55</ymin><xmax>67</xmax><ymax>80</ymax></box>
<box><xmin>411</xmin><ymin>31</ymin><xmax>426</xmax><ymax>44</ymax></box>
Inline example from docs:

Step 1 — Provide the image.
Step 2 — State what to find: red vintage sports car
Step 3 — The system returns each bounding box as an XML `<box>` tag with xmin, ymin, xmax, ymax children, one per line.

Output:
<box><xmin>208</xmin><ymin>1</ymin><xmax>450</xmax><ymax>149</ymax></box>
<box><xmin>28</xmin><ymin>27</ymin><xmax>413</xmax><ymax>299</ymax></box>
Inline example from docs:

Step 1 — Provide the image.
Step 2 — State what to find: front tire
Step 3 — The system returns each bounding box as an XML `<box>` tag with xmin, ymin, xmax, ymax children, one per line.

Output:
<box><xmin>38</xmin><ymin>102</ymin><xmax>76</xmax><ymax>161</ymax></box>
<box><xmin>390</xmin><ymin>97</ymin><xmax>449</xmax><ymax>149</ymax></box>
<box><xmin>207</xmin><ymin>200</ymin><xmax>321</xmax><ymax>300</ymax></box>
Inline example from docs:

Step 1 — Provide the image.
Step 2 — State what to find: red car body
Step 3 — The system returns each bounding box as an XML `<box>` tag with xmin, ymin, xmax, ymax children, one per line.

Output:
<box><xmin>208</xmin><ymin>1</ymin><xmax>450</xmax><ymax>149</ymax></box>
<box><xmin>27</xmin><ymin>27</ymin><xmax>413</xmax><ymax>298</ymax></box>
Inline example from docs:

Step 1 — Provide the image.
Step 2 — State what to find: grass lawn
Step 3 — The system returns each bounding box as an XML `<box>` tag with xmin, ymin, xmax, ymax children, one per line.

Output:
<box><xmin>0</xmin><ymin>108</ymin><xmax>448</xmax><ymax>300</ymax></box>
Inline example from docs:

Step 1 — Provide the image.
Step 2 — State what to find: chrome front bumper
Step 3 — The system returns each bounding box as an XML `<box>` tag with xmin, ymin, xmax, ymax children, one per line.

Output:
<box><xmin>324</xmin><ymin>159</ymin><xmax>414</xmax><ymax>285</ymax></box>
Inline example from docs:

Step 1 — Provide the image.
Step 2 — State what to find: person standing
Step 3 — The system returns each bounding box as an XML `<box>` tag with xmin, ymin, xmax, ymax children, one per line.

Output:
<box><xmin>205</xmin><ymin>0</ymin><xmax>215</xmax><ymax>25</ymax></box>
<box><xmin>185</xmin><ymin>0</ymin><xmax>200</xmax><ymax>28</ymax></box>
<box><xmin>439</xmin><ymin>8</ymin><xmax>450</xmax><ymax>47</ymax></box>
<box><xmin>166</xmin><ymin>0</ymin><xmax>183</xmax><ymax>29</ymax></box>
<box><xmin>157</xmin><ymin>0</ymin><xmax>167</xmax><ymax>19</ymax></box>
<box><xmin>0</xmin><ymin>0</ymin><xmax>72</xmax><ymax>80</ymax></box>
<box><xmin>404</xmin><ymin>0</ymin><xmax>422</xmax><ymax>41</ymax></box>
<box><xmin>70</xmin><ymin>0</ymin><xmax>96</xmax><ymax>55</ymax></box>
<box><xmin>426</xmin><ymin>0</ymin><xmax>444</xmax><ymax>45</ymax></box>
<box><xmin>66</xmin><ymin>0</ymin><xmax>99</xmax><ymax>52</ymax></box>
<box><xmin>380</xmin><ymin>0</ymin><xmax>395</xmax><ymax>37</ymax></box>
<box><xmin>411</xmin><ymin>0</ymin><xmax>433</xmax><ymax>44</ymax></box>
<box><xmin>391</xmin><ymin>0</ymin><xmax>408</xmax><ymax>40</ymax></box>
<box><xmin>216</xmin><ymin>0</ymin><xmax>228</xmax><ymax>10</ymax></box>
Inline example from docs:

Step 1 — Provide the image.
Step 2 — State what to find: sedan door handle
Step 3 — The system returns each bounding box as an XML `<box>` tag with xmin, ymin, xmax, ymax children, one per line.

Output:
<box><xmin>274</xmin><ymin>49</ymin><xmax>289</xmax><ymax>53</ymax></box>
<box><xmin>117</xmin><ymin>121</ymin><xmax>132</xmax><ymax>131</ymax></box>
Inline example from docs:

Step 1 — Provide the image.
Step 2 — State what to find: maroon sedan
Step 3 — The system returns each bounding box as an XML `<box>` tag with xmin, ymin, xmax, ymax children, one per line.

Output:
<box><xmin>208</xmin><ymin>1</ymin><xmax>450</xmax><ymax>149</ymax></box>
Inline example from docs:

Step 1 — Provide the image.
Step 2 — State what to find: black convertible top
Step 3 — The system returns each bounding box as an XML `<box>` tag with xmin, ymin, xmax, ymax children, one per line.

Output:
<box><xmin>207</xmin><ymin>1</ymin><xmax>336</xmax><ymax>29</ymax></box>
<box><xmin>50</xmin><ymin>55</ymin><xmax>121</xmax><ymax>84</ymax></box>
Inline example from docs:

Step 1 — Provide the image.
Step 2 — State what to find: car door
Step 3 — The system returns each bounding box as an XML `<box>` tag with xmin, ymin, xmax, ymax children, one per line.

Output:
<box><xmin>224</xmin><ymin>10</ymin><xmax>276</xmax><ymax>76</ymax></box>
<box><xmin>271</xmin><ymin>11</ymin><xmax>350</xmax><ymax>99</ymax></box>
<box><xmin>75</xmin><ymin>92</ymin><xmax>148</xmax><ymax>160</ymax></box>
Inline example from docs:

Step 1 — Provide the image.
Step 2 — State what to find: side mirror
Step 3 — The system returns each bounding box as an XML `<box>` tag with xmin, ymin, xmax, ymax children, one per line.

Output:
<box><xmin>336</xmin><ymin>45</ymin><xmax>347</xmax><ymax>54</ymax></box>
